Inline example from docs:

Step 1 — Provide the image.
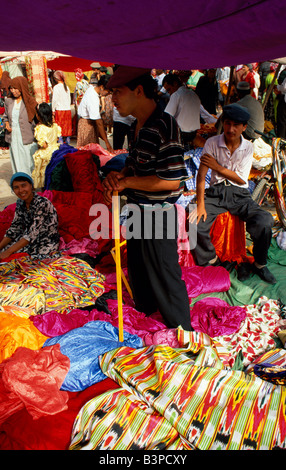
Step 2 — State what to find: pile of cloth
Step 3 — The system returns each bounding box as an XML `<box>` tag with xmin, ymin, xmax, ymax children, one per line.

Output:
<box><xmin>0</xmin><ymin>143</ymin><xmax>285</xmax><ymax>450</ymax></box>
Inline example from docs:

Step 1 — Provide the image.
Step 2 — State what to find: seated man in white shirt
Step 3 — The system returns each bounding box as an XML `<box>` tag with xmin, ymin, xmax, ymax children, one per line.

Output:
<box><xmin>162</xmin><ymin>73</ymin><xmax>201</xmax><ymax>150</ymax></box>
<box><xmin>189</xmin><ymin>103</ymin><xmax>276</xmax><ymax>284</ymax></box>
<box><xmin>77</xmin><ymin>75</ymin><xmax>113</xmax><ymax>152</ymax></box>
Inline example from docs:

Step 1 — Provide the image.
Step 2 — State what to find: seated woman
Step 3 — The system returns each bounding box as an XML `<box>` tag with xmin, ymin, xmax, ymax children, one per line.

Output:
<box><xmin>0</xmin><ymin>172</ymin><xmax>60</xmax><ymax>261</ymax></box>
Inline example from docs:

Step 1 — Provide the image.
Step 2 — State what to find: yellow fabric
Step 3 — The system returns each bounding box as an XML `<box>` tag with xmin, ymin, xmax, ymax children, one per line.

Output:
<box><xmin>0</xmin><ymin>312</ymin><xmax>48</xmax><ymax>363</ymax></box>
<box><xmin>32</xmin><ymin>123</ymin><xmax>62</xmax><ymax>188</ymax></box>
<box><xmin>0</xmin><ymin>283</ymin><xmax>46</xmax><ymax>316</ymax></box>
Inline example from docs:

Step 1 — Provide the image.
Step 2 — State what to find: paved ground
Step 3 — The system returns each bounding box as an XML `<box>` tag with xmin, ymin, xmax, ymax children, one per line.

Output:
<box><xmin>0</xmin><ymin>148</ymin><xmax>17</xmax><ymax>210</ymax></box>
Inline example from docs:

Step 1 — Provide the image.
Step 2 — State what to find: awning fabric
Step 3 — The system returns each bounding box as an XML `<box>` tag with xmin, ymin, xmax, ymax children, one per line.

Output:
<box><xmin>1</xmin><ymin>0</ymin><xmax>286</xmax><ymax>70</ymax></box>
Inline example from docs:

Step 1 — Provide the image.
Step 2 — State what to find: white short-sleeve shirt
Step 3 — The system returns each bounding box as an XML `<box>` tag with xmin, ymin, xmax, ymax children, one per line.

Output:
<box><xmin>78</xmin><ymin>85</ymin><xmax>101</xmax><ymax>120</ymax></box>
<box><xmin>202</xmin><ymin>133</ymin><xmax>253</xmax><ymax>188</ymax></box>
<box><xmin>165</xmin><ymin>86</ymin><xmax>201</xmax><ymax>132</ymax></box>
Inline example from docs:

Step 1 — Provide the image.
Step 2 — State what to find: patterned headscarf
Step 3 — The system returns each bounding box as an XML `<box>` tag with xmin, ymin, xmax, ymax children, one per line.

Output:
<box><xmin>9</xmin><ymin>76</ymin><xmax>38</xmax><ymax>122</ymax></box>
<box><xmin>74</xmin><ymin>68</ymin><xmax>84</xmax><ymax>81</ymax></box>
<box><xmin>53</xmin><ymin>70</ymin><xmax>66</xmax><ymax>82</ymax></box>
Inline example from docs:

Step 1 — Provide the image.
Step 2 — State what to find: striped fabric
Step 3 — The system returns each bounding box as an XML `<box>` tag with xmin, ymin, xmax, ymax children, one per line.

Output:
<box><xmin>0</xmin><ymin>256</ymin><xmax>105</xmax><ymax>314</ymax></box>
<box><xmin>25</xmin><ymin>55</ymin><xmax>49</xmax><ymax>104</ymax></box>
<box><xmin>70</xmin><ymin>329</ymin><xmax>286</xmax><ymax>450</ymax></box>
<box><xmin>125</xmin><ymin>107</ymin><xmax>188</xmax><ymax>205</ymax></box>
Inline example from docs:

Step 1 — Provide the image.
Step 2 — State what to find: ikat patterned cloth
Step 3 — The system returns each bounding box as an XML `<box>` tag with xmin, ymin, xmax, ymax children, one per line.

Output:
<box><xmin>69</xmin><ymin>329</ymin><xmax>286</xmax><ymax>450</ymax></box>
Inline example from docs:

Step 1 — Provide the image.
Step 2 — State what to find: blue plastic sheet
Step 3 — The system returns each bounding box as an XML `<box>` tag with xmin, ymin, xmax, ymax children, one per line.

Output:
<box><xmin>43</xmin><ymin>321</ymin><xmax>143</xmax><ymax>391</ymax></box>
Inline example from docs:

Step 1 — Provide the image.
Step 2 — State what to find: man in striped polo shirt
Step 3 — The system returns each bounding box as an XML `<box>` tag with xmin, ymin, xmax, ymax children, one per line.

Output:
<box><xmin>103</xmin><ymin>66</ymin><xmax>192</xmax><ymax>331</ymax></box>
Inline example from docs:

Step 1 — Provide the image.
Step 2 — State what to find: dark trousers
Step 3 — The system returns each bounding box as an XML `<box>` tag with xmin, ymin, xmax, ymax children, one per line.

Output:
<box><xmin>192</xmin><ymin>183</ymin><xmax>274</xmax><ymax>266</ymax></box>
<box><xmin>277</xmin><ymin>98</ymin><xmax>286</xmax><ymax>139</ymax></box>
<box><xmin>113</xmin><ymin>121</ymin><xmax>131</xmax><ymax>150</ymax></box>
<box><xmin>126</xmin><ymin>206</ymin><xmax>192</xmax><ymax>331</ymax></box>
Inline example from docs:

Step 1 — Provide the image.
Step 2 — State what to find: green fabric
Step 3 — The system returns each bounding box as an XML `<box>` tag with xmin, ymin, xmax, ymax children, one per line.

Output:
<box><xmin>49</xmin><ymin>160</ymin><xmax>74</xmax><ymax>192</ymax></box>
<box><xmin>191</xmin><ymin>239</ymin><xmax>286</xmax><ymax>307</ymax></box>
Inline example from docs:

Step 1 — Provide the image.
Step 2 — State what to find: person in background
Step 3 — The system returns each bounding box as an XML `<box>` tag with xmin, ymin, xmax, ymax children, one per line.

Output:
<box><xmin>240</xmin><ymin>64</ymin><xmax>256</xmax><ymax>98</ymax></box>
<box><xmin>276</xmin><ymin>74</ymin><xmax>286</xmax><ymax>138</ymax></box>
<box><xmin>187</xmin><ymin>70</ymin><xmax>204</xmax><ymax>90</ymax></box>
<box><xmin>52</xmin><ymin>70</ymin><xmax>72</xmax><ymax>144</ymax></box>
<box><xmin>0</xmin><ymin>172</ymin><xmax>60</xmax><ymax>260</ymax></box>
<box><xmin>77</xmin><ymin>75</ymin><xmax>113</xmax><ymax>152</ymax></box>
<box><xmin>163</xmin><ymin>73</ymin><xmax>201</xmax><ymax>150</ymax></box>
<box><xmin>236</xmin><ymin>81</ymin><xmax>265</xmax><ymax>140</ymax></box>
<box><xmin>73</xmin><ymin>68</ymin><xmax>89</xmax><ymax>113</ymax></box>
<box><xmin>32</xmin><ymin>102</ymin><xmax>62</xmax><ymax>189</ymax></box>
<box><xmin>3</xmin><ymin>76</ymin><xmax>38</xmax><ymax>175</ymax></box>
<box><xmin>112</xmin><ymin>106</ymin><xmax>135</xmax><ymax>149</ymax></box>
<box><xmin>263</xmin><ymin>63</ymin><xmax>279</xmax><ymax>126</ymax></box>
<box><xmin>196</xmin><ymin>69</ymin><xmax>218</xmax><ymax>115</ymax></box>
<box><xmin>0</xmin><ymin>71</ymin><xmax>12</xmax><ymax>99</ymax></box>
<box><xmin>252</xmin><ymin>63</ymin><xmax>261</xmax><ymax>100</ymax></box>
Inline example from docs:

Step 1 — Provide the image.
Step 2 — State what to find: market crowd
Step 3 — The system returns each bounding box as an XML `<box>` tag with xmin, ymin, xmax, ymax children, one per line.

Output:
<box><xmin>0</xmin><ymin>61</ymin><xmax>285</xmax><ymax>328</ymax></box>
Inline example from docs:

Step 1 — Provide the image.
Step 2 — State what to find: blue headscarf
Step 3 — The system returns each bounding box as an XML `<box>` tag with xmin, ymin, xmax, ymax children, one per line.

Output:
<box><xmin>10</xmin><ymin>172</ymin><xmax>33</xmax><ymax>188</ymax></box>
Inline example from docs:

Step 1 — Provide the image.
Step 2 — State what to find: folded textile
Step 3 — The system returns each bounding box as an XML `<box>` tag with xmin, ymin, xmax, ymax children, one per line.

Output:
<box><xmin>69</xmin><ymin>330</ymin><xmax>286</xmax><ymax>450</ymax></box>
<box><xmin>0</xmin><ymin>344</ymin><xmax>69</xmax><ymax>425</ymax></box>
<box><xmin>190</xmin><ymin>297</ymin><xmax>246</xmax><ymax>337</ymax></box>
<box><xmin>43</xmin><ymin>321</ymin><xmax>143</xmax><ymax>391</ymax></box>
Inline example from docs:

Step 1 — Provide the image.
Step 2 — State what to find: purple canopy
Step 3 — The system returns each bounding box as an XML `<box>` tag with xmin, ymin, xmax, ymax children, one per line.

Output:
<box><xmin>1</xmin><ymin>0</ymin><xmax>286</xmax><ymax>69</ymax></box>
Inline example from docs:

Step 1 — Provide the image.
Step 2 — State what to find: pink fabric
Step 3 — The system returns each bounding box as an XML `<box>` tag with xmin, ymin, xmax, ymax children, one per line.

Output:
<box><xmin>0</xmin><ymin>345</ymin><xmax>70</xmax><ymax>425</ymax></box>
<box><xmin>181</xmin><ymin>265</ymin><xmax>230</xmax><ymax>299</ymax></box>
<box><xmin>59</xmin><ymin>237</ymin><xmax>99</xmax><ymax>257</ymax></box>
<box><xmin>77</xmin><ymin>143</ymin><xmax>127</xmax><ymax>166</ymax></box>
<box><xmin>31</xmin><ymin>301</ymin><xmax>166</xmax><ymax>340</ymax></box>
<box><xmin>190</xmin><ymin>297</ymin><xmax>247</xmax><ymax>337</ymax></box>
<box><xmin>104</xmin><ymin>265</ymin><xmax>230</xmax><ymax>304</ymax></box>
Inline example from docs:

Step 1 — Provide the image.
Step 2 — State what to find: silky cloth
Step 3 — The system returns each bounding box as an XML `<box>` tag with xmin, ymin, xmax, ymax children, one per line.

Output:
<box><xmin>190</xmin><ymin>297</ymin><xmax>246</xmax><ymax>337</ymax></box>
<box><xmin>0</xmin><ymin>256</ymin><xmax>105</xmax><ymax>314</ymax></box>
<box><xmin>31</xmin><ymin>300</ymin><xmax>166</xmax><ymax>339</ymax></box>
<box><xmin>0</xmin><ymin>312</ymin><xmax>48</xmax><ymax>364</ymax></box>
<box><xmin>43</xmin><ymin>321</ymin><xmax>143</xmax><ymax>391</ymax></box>
<box><xmin>69</xmin><ymin>330</ymin><xmax>286</xmax><ymax>450</ymax></box>
<box><xmin>0</xmin><ymin>344</ymin><xmax>69</xmax><ymax>425</ymax></box>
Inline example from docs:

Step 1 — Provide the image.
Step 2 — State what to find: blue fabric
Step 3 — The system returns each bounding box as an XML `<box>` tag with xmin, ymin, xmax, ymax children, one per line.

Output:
<box><xmin>43</xmin><ymin>321</ymin><xmax>143</xmax><ymax>391</ymax></box>
<box><xmin>44</xmin><ymin>143</ymin><xmax>78</xmax><ymax>189</ymax></box>
<box><xmin>101</xmin><ymin>153</ymin><xmax>128</xmax><ymax>176</ymax></box>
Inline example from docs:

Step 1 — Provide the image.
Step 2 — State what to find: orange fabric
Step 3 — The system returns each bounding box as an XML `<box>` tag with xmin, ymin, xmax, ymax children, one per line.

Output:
<box><xmin>0</xmin><ymin>312</ymin><xmax>48</xmax><ymax>364</ymax></box>
<box><xmin>210</xmin><ymin>212</ymin><xmax>254</xmax><ymax>264</ymax></box>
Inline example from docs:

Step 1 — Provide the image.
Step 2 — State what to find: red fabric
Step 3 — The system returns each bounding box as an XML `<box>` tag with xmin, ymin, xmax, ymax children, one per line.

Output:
<box><xmin>47</xmin><ymin>56</ymin><xmax>112</xmax><ymax>72</ymax></box>
<box><xmin>0</xmin><ymin>345</ymin><xmax>70</xmax><ymax>427</ymax></box>
<box><xmin>0</xmin><ymin>378</ymin><xmax>119</xmax><ymax>450</ymax></box>
<box><xmin>54</xmin><ymin>110</ymin><xmax>72</xmax><ymax>137</ymax></box>
<box><xmin>64</xmin><ymin>150</ymin><xmax>105</xmax><ymax>204</ymax></box>
<box><xmin>0</xmin><ymin>203</ymin><xmax>16</xmax><ymax>241</ymax></box>
<box><xmin>51</xmin><ymin>190</ymin><xmax>94</xmax><ymax>243</ymax></box>
<box><xmin>210</xmin><ymin>212</ymin><xmax>254</xmax><ymax>265</ymax></box>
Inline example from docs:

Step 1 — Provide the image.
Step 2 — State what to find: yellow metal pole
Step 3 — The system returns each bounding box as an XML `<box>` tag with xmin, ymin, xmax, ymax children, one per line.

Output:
<box><xmin>113</xmin><ymin>191</ymin><xmax>124</xmax><ymax>342</ymax></box>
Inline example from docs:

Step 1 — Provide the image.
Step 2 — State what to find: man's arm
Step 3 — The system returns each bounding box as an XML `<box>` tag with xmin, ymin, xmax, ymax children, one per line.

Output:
<box><xmin>95</xmin><ymin>118</ymin><xmax>113</xmax><ymax>153</ymax></box>
<box><xmin>200</xmin><ymin>153</ymin><xmax>246</xmax><ymax>185</ymax></box>
<box><xmin>188</xmin><ymin>163</ymin><xmax>209</xmax><ymax>224</ymax></box>
<box><xmin>102</xmin><ymin>173</ymin><xmax>180</xmax><ymax>205</ymax></box>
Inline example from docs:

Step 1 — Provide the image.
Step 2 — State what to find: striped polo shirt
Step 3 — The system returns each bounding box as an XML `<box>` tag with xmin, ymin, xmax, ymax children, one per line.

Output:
<box><xmin>124</xmin><ymin>106</ymin><xmax>188</xmax><ymax>205</ymax></box>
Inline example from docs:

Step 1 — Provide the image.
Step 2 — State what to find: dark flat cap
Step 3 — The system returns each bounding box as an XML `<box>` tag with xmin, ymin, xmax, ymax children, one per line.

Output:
<box><xmin>223</xmin><ymin>103</ymin><xmax>250</xmax><ymax>123</ymax></box>
<box><xmin>107</xmin><ymin>65</ymin><xmax>151</xmax><ymax>89</ymax></box>
<box><xmin>237</xmin><ymin>81</ymin><xmax>250</xmax><ymax>90</ymax></box>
